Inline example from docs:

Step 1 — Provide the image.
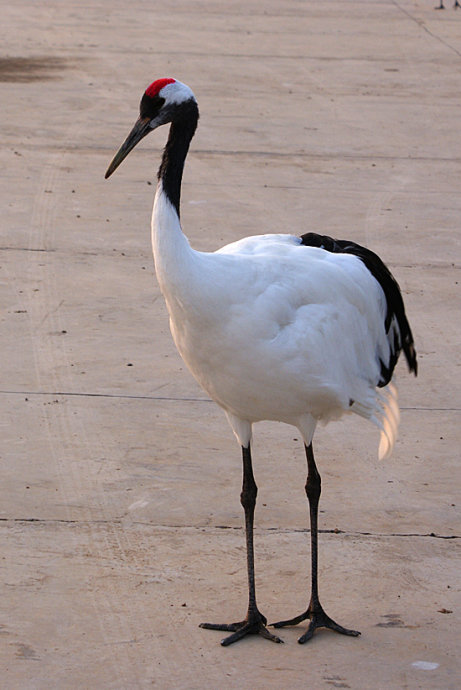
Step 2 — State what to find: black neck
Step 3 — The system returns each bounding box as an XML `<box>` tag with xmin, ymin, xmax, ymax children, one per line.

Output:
<box><xmin>157</xmin><ymin>100</ymin><xmax>199</xmax><ymax>218</ymax></box>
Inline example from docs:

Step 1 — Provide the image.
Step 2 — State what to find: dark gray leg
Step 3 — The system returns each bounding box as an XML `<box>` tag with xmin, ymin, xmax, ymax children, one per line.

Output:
<box><xmin>272</xmin><ymin>443</ymin><xmax>360</xmax><ymax>644</ymax></box>
<box><xmin>200</xmin><ymin>445</ymin><xmax>283</xmax><ymax>646</ymax></box>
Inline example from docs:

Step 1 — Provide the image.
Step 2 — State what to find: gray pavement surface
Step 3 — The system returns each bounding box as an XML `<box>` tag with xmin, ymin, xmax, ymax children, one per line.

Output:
<box><xmin>1</xmin><ymin>1</ymin><xmax>460</xmax><ymax>688</ymax></box>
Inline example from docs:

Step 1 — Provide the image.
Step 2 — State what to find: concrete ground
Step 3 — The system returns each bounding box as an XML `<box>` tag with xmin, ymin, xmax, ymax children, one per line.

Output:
<box><xmin>1</xmin><ymin>0</ymin><xmax>460</xmax><ymax>687</ymax></box>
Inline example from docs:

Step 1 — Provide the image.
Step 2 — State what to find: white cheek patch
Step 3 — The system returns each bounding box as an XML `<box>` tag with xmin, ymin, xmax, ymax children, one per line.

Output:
<box><xmin>161</xmin><ymin>80</ymin><xmax>195</xmax><ymax>105</ymax></box>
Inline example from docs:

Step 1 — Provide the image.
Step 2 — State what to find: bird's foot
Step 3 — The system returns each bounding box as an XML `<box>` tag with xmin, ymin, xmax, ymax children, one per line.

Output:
<box><xmin>271</xmin><ymin>601</ymin><xmax>360</xmax><ymax>644</ymax></box>
<box><xmin>200</xmin><ymin>608</ymin><xmax>284</xmax><ymax>646</ymax></box>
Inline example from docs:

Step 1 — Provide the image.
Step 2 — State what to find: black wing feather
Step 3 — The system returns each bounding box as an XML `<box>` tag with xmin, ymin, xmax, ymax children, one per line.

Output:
<box><xmin>300</xmin><ymin>232</ymin><xmax>417</xmax><ymax>386</ymax></box>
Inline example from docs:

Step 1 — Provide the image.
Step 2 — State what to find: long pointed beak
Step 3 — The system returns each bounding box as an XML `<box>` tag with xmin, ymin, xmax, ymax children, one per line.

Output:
<box><xmin>105</xmin><ymin>116</ymin><xmax>152</xmax><ymax>179</ymax></box>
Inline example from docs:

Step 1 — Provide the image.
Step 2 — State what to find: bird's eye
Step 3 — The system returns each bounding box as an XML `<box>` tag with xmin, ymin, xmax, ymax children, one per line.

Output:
<box><xmin>140</xmin><ymin>93</ymin><xmax>165</xmax><ymax>120</ymax></box>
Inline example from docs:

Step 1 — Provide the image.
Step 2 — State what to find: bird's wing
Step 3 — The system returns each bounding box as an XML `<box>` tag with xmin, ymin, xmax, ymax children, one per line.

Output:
<box><xmin>299</xmin><ymin>232</ymin><xmax>417</xmax><ymax>384</ymax></box>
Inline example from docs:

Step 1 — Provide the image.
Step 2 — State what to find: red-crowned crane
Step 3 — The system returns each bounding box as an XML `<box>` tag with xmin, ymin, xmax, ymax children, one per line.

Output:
<box><xmin>105</xmin><ymin>78</ymin><xmax>417</xmax><ymax>646</ymax></box>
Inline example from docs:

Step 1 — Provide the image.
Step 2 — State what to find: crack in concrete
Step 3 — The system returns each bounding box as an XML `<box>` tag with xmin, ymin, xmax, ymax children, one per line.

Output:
<box><xmin>391</xmin><ymin>0</ymin><xmax>461</xmax><ymax>59</ymax></box>
<box><xmin>8</xmin><ymin>142</ymin><xmax>461</xmax><ymax>163</ymax></box>
<box><xmin>0</xmin><ymin>389</ymin><xmax>460</xmax><ymax>411</ymax></box>
<box><xmin>0</xmin><ymin>517</ymin><xmax>457</xmax><ymax>540</ymax></box>
<box><xmin>0</xmin><ymin>246</ymin><xmax>55</xmax><ymax>252</ymax></box>
<box><xmin>0</xmin><ymin>389</ymin><xmax>212</xmax><ymax>403</ymax></box>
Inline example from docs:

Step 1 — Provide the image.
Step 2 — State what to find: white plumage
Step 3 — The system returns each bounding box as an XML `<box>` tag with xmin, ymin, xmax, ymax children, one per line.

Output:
<box><xmin>154</xmin><ymin>195</ymin><xmax>398</xmax><ymax>457</ymax></box>
<box><xmin>106</xmin><ymin>78</ymin><xmax>417</xmax><ymax>647</ymax></box>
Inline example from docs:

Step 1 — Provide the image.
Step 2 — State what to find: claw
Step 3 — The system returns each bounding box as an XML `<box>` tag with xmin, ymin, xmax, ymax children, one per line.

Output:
<box><xmin>271</xmin><ymin>603</ymin><xmax>360</xmax><ymax>644</ymax></box>
<box><xmin>200</xmin><ymin>610</ymin><xmax>283</xmax><ymax>646</ymax></box>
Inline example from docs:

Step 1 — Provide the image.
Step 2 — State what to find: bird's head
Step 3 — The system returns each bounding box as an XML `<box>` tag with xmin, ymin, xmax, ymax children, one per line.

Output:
<box><xmin>105</xmin><ymin>78</ymin><xmax>197</xmax><ymax>179</ymax></box>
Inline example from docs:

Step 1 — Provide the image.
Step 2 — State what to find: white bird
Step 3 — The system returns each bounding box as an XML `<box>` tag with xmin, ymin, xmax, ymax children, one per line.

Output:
<box><xmin>105</xmin><ymin>78</ymin><xmax>417</xmax><ymax>646</ymax></box>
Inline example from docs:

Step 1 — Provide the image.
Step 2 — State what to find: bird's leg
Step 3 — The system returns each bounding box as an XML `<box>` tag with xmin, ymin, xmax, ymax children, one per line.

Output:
<box><xmin>455</xmin><ymin>0</ymin><xmax>460</xmax><ymax>9</ymax></box>
<box><xmin>200</xmin><ymin>445</ymin><xmax>282</xmax><ymax>646</ymax></box>
<box><xmin>272</xmin><ymin>443</ymin><xmax>360</xmax><ymax>644</ymax></box>
<box><xmin>435</xmin><ymin>1</ymin><xmax>445</xmax><ymax>8</ymax></box>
